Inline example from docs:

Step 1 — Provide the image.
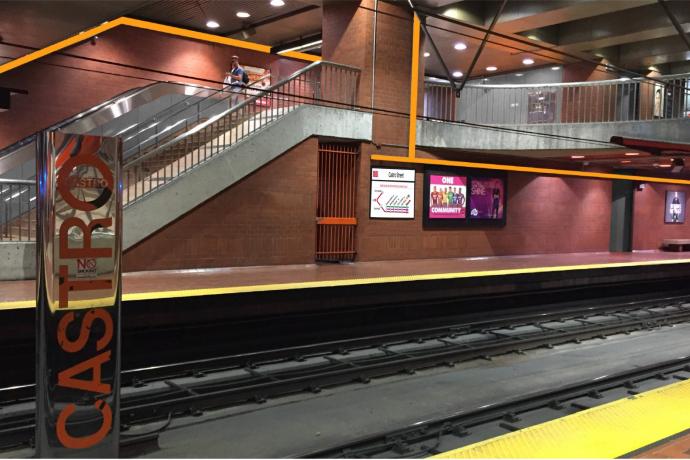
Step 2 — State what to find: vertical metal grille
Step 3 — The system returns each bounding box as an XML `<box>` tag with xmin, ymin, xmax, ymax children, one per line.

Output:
<box><xmin>316</xmin><ymin>143</ymin><xmax>359</xmax><ymax>262</ymax></box>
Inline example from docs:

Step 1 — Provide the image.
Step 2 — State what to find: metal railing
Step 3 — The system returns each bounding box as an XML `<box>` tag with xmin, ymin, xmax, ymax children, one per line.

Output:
<box><xmin>424</xmin><ymin>73</ymin><xmax>690</xmax><ymax>125</ymax></box>
<box><xmin>0</xmin><ymin>61</ymin><xmax>360</xmax><ymax>241</ymax></box>
<box><xmin>123</xmin><ymin>61</ymin><xmax>360</xmax><ymax>205</ymax></box>
<box><xmin>0</xmin><ymin>179</ymin><xmax>36</xmax><ymax>242</ymax></box>
<box><xmin>119</xmin><ymin>74</ymin><xmax>273</xmax><ymax>161</ymax></box>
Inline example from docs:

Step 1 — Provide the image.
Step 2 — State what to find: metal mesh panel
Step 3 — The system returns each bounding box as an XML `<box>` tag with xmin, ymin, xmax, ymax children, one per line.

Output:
<box><xmin>315</xmin><ymin>143</ymin><xmax>359</xmax><ymax>262</ymax></box>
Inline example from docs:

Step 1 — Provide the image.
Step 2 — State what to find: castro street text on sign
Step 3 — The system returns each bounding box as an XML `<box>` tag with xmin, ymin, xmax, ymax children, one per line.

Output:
<box><xmin>36</xmin><ymin>132</ymin><xmax>122</xmax><ymax>457</ymax></box>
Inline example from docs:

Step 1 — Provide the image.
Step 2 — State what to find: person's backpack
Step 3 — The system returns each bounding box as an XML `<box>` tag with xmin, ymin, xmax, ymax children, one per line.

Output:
<box><xmin>242</xmin><ymin>71</ymin><xmax>250</xmax><ymax>85</ymax></box>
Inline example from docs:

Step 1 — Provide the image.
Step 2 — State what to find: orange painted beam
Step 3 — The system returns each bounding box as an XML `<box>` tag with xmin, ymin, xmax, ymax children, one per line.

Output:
<box><xmin>408</xmin><ymin>14</ymin><xmax>421</xmax><ymax>160</ymax></box>
<box><xmin>371</xmin><ymin>154</ymin><xmax>690</xmax><ymax>185</ymax></box>
<box><xmin>0</xmin><ymin>16</ymin><xmax>319</xmax><ymax>75</ymax></box>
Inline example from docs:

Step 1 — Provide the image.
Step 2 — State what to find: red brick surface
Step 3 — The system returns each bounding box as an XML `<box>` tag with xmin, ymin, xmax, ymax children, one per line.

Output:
<box><xmin>125</xmin><ymin>138</ymin><xmax>612</xmax><ymax>270</ymax></box>
<box><xmin>633</xmin><ymin>182</ymin><xmax>690</xmax><ymax>250</ymax></box>
<box><xmin>123</xmin><ymin>138</ymin><xmax>318</xmax><ymax>271</ymax></box>
<box><xmin>322</xmin><ymin>1</ymin><xmax>422</xmax><ymax>150</ymax></box>
<box><xmin>358</xmin><ymin>148</ymin><xmax>612</xmax><ymax>261</ymax></box>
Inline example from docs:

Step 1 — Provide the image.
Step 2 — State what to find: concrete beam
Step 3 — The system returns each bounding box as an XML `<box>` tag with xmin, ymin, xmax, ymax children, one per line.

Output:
<box><xmin>556</xmin><ymin>3</ymin><xmax>690</xmax><ymax>52</ymax></box>
<box><xmin>493</xmin><ymin>0</ymin><xmax>656</xmax><ymax>35</ymax></box>
<box><xmin>417</xmin><ymin>118</ymin><xmax>690</xmax><ymax>151</ymax></box>
<box><xmin>616</xmin><ymin>34</ymin><xmax>690</xmax><ymax>67</ymax></box>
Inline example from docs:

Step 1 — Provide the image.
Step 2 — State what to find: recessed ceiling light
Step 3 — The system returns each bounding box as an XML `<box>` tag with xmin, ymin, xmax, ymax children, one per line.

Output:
<box><xmin>660</xmin><ymin>164</ymin><xmax>672</xmax><ymax>168</ymax></box>
<box><xmin>486</xmin><ymin>66</ymin><xmax>497</xmax><ymax>72</ymax></box>
<box><xmin>206</xmin><ymin>20</ymin><xmax>220</xmax><ymax>28</ymax></box>
<box><xmin>625</xmin><ymin>152</ymin><xmax>640</xmax><ymax>156</ymax></box>
<box><xmin>423</xmin><ymin>51</ymin><xmax>430</xmax><ymax>57</ymax></box>
<box><xmin>522</xmin><ymin>58</ymin><xmax>535</xmax><ymax>65</ymax></box>
<box><xmin>551</xmin><ymin>66</ymin><xmax>561</xmax><ymax>70</ymax></box>
<box><xmin>236</xmin><ymin>11</ymin><xmax>251</xmax><ymax>18</ymax></box>
<box><xmin>648</xmin><ymin>66</ymin><xmax>659</xmax><ymax>72</ymax></box>
<box><xmin>454</xmin><ymin>42</ymin><xmax>467</xmax><ymax>51</ymax></box>
<box><xmin>452</xmin><ymin>71</ymin><xmax>463</xmax><ymax>78</ymax></box>
<box><xmin>515</xmin><ymin>73</ymin><xmax>524</xmax><ymax>77</ymax></box>
<box><xmin>621</xmin><ymin>160</ymin><xmax>632</xmax><ymax>164</ymax></box>
<box><xmin>527</xmin><ymin>35</ymin><xmax>539</xmax><ymax>41</ymax></box>
<box><xmin>270</xmin><ymin>0</ymin><xmax>285</xmax><ymax>5</ymax></box>
<box><xmin>571</xmin><ymin>155</ymin><xmax>585</xmax><ymax>159</ymax></box>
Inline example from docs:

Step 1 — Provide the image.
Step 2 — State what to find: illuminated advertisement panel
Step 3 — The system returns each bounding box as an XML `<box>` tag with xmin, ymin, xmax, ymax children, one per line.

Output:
<box><xmin>469</xmin><ymin>177</ymin><xmax>506</xmax><ymax>220</ymax></box>
<box><xmin>424</xmin><ymin>169</ymin><xmax>507</xmax><ymax>227</ymax></box>
<box><xmin>665</xmin><ymin>190</ymin><xmax>686</xmax><ymax>224</ymax></box>
<box><xmin>427</xmin><ymin>173</ymin><xmax>467</xmax><ymax>219</ymax></box>
<box><xmin>36</xmin><ymin>132</ymin><xmax>121</xmax><ymax>457</ymax></box>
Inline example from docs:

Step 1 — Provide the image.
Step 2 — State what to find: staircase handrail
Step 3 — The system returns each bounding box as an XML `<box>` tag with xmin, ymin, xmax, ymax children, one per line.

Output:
<box><xmin>0</xmin><ymin>80</ymin><xmax>220</xmax><ymax>160</ymax></box>
<box><xmin>120</xmin><ymin>73</ymin><xmax>274</xmax><ymax>157</ymax></box>
<box><xmin>124</xmin><ymin>60</ymin><xmax>360</xmax><ymax>170</ymax></box>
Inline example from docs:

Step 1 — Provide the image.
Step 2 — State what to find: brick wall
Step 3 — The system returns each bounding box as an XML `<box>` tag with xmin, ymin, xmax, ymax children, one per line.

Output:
<box><xmin>123</xmin><ymin>139</ymin><xmax>612</xmax><ymax>271</ymax></box>
<box><xmin>357</xmin><ymin>146</ymin><xmax>612</xmax><ymax>261</ymax></box>
<box><xmin>0</xmin><ymin>26</ymin><xmax>305</xmax><ymax>149</ymax></box>
<box><xmin>322</xmin><ymin>0</ymin><xmax>423</xmax><ymax>150</ymax></box>
<box><xmin>123</xmin><ymin>138</ymin><xmax>318</xmax><ymax>271</ymax></box>
<box><xmin>633</xmin><ymin>182</ymin><xmax>690</xmax><ymax>250</ymax></box>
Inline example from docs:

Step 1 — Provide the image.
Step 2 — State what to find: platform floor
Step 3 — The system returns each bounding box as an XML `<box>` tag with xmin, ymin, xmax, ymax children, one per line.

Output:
<box><xmin>633</xmin><ymin>430</ymin><xmax>690</xmax><ymax>458</ymax></box>
<box><xmin>2</xmin><ymin>251</ymin><xmax>690</xmax><ymax>309</ymax></box>
<box><xmin>433</xmin><ymin>377</ymin><xmax>690</xmax><ymax>458</ymax></box>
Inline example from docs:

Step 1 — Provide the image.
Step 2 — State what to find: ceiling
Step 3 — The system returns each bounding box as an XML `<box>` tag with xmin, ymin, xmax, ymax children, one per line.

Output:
<box><xmin>128</xmin><ymin>0</ymin><xmax>323</xmax><ymax>47</ymax></box>
<box><xmin>1</xmin><ymin>0</ymin><xmax>689</xmax><ymax>178</ymax></box>
<box><xmin>2</xmin><ymin>1</ymin><xmax>688</xmax><ymax>77</ymax></box>
<box><xmin>427</xmin><ymin>146</ymin><xmax>690</xmax><ymax>178</ymax></box>
<box><xmin>420</xmin><ymin>0</ymin><xmax>690</xmax><ymax>79</ymax></box>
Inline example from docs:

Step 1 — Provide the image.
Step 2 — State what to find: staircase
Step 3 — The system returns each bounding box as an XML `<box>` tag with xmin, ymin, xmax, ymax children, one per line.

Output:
<box><xmin>0</xmin><ymin>61</ymin><xmax>367</xmax><ymax>279</ymax></box>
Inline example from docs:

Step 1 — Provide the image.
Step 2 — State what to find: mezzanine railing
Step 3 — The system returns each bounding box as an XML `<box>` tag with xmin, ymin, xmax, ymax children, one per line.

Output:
<box><xmin>424</xmin><ymin>73</ymin><xmax>690</xmax><ymax>125</ymax></box>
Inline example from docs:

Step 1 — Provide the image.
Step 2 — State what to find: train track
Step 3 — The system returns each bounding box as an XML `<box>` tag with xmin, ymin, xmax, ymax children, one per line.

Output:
<box><xmin>1</xmin><ymin>295</ymin><xmax>690</xmax><ymax>452</ymax></box>
<box><xmin>302</xmin><ymin>356</ymin><xmax>690</xmax><ymax>458</ymax></box>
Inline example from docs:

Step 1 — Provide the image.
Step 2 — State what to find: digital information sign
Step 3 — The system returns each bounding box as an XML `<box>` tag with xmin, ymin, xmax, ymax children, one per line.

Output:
<box><xmin>36</xmin><ymin>132</ymin><xmax>122</xmax><ymax>457</ymax></box>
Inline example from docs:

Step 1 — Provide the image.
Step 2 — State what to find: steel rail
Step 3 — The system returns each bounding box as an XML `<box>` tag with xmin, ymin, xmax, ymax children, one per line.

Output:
<box><xmin>0</xmin><ymin>293</ymin><xmax>686</xmax><ymax>403</ymax></box>
<box><xmin>115</xmin><ymin>305</ymin><xmax>690</xmax><ymax>424</ymax></box>
<box><xmin>302</xmin><ymin>355</ymin><xmax>690</xmax><ymax>458</ymax></box>
<box><xmin>2</xmin><ymin>297</ymin><xmax>690</xmax><ymax>451</ymax></box>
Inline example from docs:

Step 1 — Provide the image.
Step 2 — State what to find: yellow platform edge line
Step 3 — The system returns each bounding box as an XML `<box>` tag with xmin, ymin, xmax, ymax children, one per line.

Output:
<box><xmin>432</xmin><ymin>378</ymin><xmax>690</xmax><ymax>459</ymax></box>
<box><xmin>3</xmin><ymin>258</ymin><xmax>690</xmax><ymax>309</ymax></box>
